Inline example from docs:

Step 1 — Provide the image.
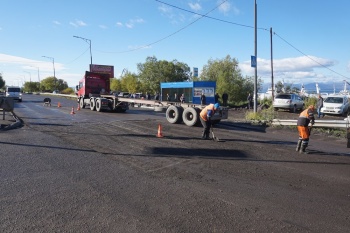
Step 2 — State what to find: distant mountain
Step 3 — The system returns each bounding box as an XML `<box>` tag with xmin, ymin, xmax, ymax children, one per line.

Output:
<box><xmin>260</xmin><ymin>81</ymin><xmax>347</xmax><ymax>94</ymax></box>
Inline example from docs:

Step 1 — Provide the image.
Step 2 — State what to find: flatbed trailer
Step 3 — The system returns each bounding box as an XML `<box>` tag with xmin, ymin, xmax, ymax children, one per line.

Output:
<box><xmin>75</xmin><ymin>64</ymin><xmax>228</xmax><ymax>127</ymax></box>
<box><xmin>79</xmin><ymin>94</ymin><xmax>228</xmax><ymax>127</ymax></box>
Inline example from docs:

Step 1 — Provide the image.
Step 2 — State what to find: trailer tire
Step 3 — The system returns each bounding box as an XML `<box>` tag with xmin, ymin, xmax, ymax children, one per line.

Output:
<box><xmin>79</xmin><ymin>98</ymin><xmax>85</xmax><ymax>109</ymax></box>
<box><xmin>166</xmin><ymin>105</ymin><xmax>183</xmax><ymax>124</ymax></box>
<box><xmin>90</xmin><ymin>99</ymin><xmax>96</xmax><ymax>111</ymax></box>
<box><xmin>182</xmin><ymin>107</ymin><xmax>199</xmax><ymax>126</ymax></box>
<box><xmin>96</xmin><ymin>98</ymin><xmax>102</xmax><ymax>112</ymax></box>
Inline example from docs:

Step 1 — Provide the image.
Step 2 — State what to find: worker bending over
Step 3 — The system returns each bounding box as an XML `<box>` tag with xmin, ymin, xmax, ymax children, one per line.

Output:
<box><xmin>199</xmin><ymin>103</ymin><xmax>220</xmax><ymax>140</ymax></box>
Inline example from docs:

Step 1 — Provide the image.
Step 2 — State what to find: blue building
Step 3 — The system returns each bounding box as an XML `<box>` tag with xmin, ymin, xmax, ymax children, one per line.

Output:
<box><xmin>160</xmin><ymin>81</ymin><xmax>216</xmax><ymax>104</ymax></box>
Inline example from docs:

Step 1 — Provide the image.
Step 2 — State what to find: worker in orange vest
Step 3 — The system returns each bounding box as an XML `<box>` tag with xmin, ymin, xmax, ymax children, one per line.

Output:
<box><xmin>199</xmin><ymin>103</ymin><xmax>220</xmax><ymax>139</ymax></box>
<box><xmin>296</xmin><ymin>105</ymin><xmax>315</xmax><ymax>154</ymax></box>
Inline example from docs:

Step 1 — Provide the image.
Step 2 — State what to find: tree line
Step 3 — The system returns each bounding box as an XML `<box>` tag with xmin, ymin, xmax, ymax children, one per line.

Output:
<box><xmin>112</xmin><ymin>55</ymin><xmax>261</xmax><ymax>105</ymax></box>
<box><xmin>1</xmin><ymin>55</ymin><xmax>262</xmax><ymax>105</ymax></box>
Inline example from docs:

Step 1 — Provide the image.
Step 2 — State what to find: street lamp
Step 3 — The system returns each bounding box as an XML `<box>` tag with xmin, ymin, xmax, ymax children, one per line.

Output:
<box><xmin>73</xmin><ymin>35</ymin><xmax>92</xmax><ymax>69</ymax></box>
<box><xmin>42</xmin><ymin>56</ymin><xmax>56</xmax><ymax>90</ymax></box>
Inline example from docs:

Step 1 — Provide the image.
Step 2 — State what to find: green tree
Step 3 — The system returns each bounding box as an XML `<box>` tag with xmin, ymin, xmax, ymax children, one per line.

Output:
<box><xmin>23</xmin><ymin>81</ymin><xmax>40</xmax><ymax>92</ymax></box>
<box><xmin>200</xmin><ymin>55</ymin><xmax>262</xmax><ymax>104</ymax></box>
<box><xmin>120</xmin><ymin>72</ymin><xmax>140</xmax><ymax>93</ymax></box>
<box><xmin>137</xmin><ymin>56</ymin><xmax>191</xmax><ymax>93</ymax></box>
<box><xmin>40</xmin><ymin>76</ymin><xmax>68</xmax><ymax>92</ymax></box>
<box><xmin>110</xmin><ymin>78</ymin><xmax>121</xmax><ymax>92</ymax></box>
<box><xmin>0</xmin><ymin>73</ymin><xmax>5</xmax><ymax>89</ymax></box>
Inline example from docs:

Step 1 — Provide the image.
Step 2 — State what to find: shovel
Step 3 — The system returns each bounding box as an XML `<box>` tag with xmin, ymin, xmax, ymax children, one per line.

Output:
<box><xmin>211</xmin><ymin>127</ymin><xmax>224</xmax><ymax>142</ymax></box>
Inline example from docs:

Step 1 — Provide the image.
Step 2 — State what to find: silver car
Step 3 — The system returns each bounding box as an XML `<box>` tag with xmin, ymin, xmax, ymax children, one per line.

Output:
<box><xmin>273</xmin><ymin>93</ymin><xmax>304</xmax><ymax>113</ymax></box>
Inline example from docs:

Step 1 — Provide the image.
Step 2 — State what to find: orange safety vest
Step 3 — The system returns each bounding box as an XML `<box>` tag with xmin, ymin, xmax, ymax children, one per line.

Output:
<box><xmin>200</xmin><ymin>104</ymin><xmax>215</xmax><ymax>121</ymax></box>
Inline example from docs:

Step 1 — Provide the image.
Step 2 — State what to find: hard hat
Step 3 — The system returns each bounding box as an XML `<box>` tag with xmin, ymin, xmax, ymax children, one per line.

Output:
<box><xmin>214</xmin><ymin>103</ymin><xmax>220</xmax><ymax>109</ymax></box>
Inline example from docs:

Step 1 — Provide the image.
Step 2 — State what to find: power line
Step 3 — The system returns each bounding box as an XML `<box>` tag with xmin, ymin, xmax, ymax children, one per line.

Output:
<box><xmin>98</xmin><ymin>0</ymin><xmax>348</xmax><ymax>80</ymax></box>
<box><xmin>273</xmin><ymin>32</ymin><xmax>349</xmax><ymax>79</ymax></box>
<box><xmin>156</xmin><ymin>0</ymin><xmax>268</xmax><ymax>31</ymax></box>
<box><xmin>157</xmin><ymin>0</ymin><xmax>349</xmax><ymax>80</ymax></box>
<box><xmin>98</xmin><ymin>0</ymin><xmax>229</xmax><ymax>54</ymax></box>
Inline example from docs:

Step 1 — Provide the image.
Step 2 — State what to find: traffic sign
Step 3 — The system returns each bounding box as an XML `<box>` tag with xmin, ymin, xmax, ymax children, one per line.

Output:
<box><xmin>251</xmin><ymin>56</ymin><xmax>257</xmax><ymax>68</ymax></box>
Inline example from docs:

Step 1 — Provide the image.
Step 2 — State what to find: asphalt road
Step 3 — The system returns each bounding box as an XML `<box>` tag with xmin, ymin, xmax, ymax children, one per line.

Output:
<box><xmin>1</xmin><ymin>94</ymin><xmax>349</xmax><ymax>232</ymax></box>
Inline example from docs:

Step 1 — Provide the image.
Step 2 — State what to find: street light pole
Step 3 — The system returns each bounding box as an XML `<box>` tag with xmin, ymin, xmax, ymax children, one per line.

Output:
<box><xmin>42</xmin><ymin>56</ymin><xmax>56</xmax><ymax>90</ymax></box>
<box><xmin>73</xmin><ymin>35</ymin><xmax>92</xmax><ymax>69</ymax></box>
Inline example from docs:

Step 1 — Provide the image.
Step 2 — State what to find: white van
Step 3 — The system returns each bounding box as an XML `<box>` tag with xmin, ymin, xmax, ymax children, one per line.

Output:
<box><xmin>6</xmin><ymin>86</ymin><xmax>22</xmax><ymax>102</ymax></box>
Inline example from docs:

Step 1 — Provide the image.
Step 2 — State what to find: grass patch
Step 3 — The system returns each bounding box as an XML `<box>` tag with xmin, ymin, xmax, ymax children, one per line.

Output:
<box><xmin>245</xmin><ymin>107</ymin><xmax>278</xmax><ymax>123</ymax></box>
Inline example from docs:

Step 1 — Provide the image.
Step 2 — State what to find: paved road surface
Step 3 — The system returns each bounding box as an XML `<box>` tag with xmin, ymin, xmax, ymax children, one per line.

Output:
<box><xmin>1</xmin><ymin>94</ymin><xmax>349</xmax><ymax>232</ymax></box>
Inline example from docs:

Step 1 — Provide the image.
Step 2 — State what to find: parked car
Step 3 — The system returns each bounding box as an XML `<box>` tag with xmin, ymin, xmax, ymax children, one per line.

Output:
<box><xmin>320</xmin><ymin>95</ymin><xmax>349</xmax><ymax>116</ymax></box>
<box><xmin>273</xmin><ymin>93</ymin><xmax>304</xmax><ymax>113</ymax></box>
<box><xmin>117</xmin><ymin>92</ymin><xmax>130</xmax><ymax>98</ymax></box>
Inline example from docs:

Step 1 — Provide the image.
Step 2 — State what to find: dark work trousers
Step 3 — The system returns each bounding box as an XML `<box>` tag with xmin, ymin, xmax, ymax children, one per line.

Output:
<box><xmin>200</xmin><ymin>117</ymin><xmax>211</xmax><ymax>138</ymax></box>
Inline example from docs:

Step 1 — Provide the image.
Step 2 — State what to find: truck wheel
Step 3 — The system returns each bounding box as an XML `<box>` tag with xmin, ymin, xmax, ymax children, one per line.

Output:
<box><xmin>166</xmin><ymin>105</ymin><xmax>183</xmax><ymax>124</ymax></box>
<box><xmin>79</xmin><ymin>98</ymin><xmax>85</xmax><ymax>109</ymax></box>
<box><xmin>182</xmin><ymin>107</ymin><xmax>199</xmax><ymax>126</ymax></box>
<box><xmin>90</xmin><ymin>99</ymin><xmax>96</xmax><ymax>111</ymax></box>
<box><xmin>96</xmin><ymin>99</ymin><xmax>102</xmax><ymax>112</ymax></box>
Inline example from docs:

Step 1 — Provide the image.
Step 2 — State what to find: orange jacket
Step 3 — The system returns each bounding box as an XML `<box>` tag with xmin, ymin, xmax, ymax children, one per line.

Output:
<box><xmin>200</xmin><ymin>104</ymin><xmax>215</xmax><ymax>121</ymax></box>
<box><xmin>297</xmin><ymin>108</ymin><xmax>315</xmax><ymax>126</ymax></box>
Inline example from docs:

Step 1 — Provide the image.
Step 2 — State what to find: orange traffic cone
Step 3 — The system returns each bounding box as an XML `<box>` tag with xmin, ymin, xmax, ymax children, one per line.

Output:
<box><xmin>70</xmin><ymin>107</ymin><xmax>75</xmax><ymax>115</ymax></box>
<box><xmin>156</xmin><ymin>124</ymin><xmax>163</xmax><ymax>138</ymax></box>
<box><xmin>77</xmin><ymin>103</ymin><xmax>81</xmax><ymax>111</ymax></box>
<box><xmin>57</xmin><ymin>102</ymin><xmax>61</xmax><ymax>107</ymax></box>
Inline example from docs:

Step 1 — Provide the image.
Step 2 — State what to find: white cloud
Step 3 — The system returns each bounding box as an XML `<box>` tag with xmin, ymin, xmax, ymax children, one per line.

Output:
<box><xmin>99</xmin><ymin>25</ymin><xmax>108</xmax><ymax>29</ymax></box>
<box><xmin>119</xmin><ymin>18</ymin><xmax>145</xmax><ymax>29</ymax></box>
<box><xmin>0</xmin><ymin>53</ymin><xmax>70</xmax><ymax>85</ymax></box>
<box><xmin>218</xmin><ymin>0</ymin><xmax>231</xmax><ymax>14</ymax></box>
<box><xmin>158</xmin><ymin>4</ymin><xmax>172</xmax><ymax>14</ymax></box>
<box><xmin>53</xmin><ymin>20</ymin><xmax>61</xmax><ymax>25</ymax></box>
<box><xmin>240</xmin><ymin>56</ymin><xmax>335</xmax><ymax>84</ymax></box>
<box><xmin>188</xmin><ymin>2</ymin><xmax>201</xmax><ymax>11</ymax></box>
<box><xmin>70</xmin><ymin>20</ymin><xmax>87</xmax><ymax>28</ymax></box>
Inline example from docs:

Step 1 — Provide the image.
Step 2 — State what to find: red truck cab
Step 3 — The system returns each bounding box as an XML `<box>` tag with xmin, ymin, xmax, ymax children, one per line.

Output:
<box><xmin>76</xmin><ymin>71</ymin><xmax>111</xmax><ymax>98</ymax></box>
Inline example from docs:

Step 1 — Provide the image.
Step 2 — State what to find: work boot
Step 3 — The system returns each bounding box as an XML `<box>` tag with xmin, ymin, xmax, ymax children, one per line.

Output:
<box><xmin>205</xmin><ymin>132</ymin><xmax>210</xmax><ymax>140</ymax></box>
<box><xmin>299</xmin><ymin>144</ymin><xmax>309</xmax><ymax>154</ymax></box>
<box><xmin>296</xmin><ymin>140</ymin><xmax>302</xmax><ymax>152</ymax></box>
<box><xmin>201</xmin><ymin>131</ymin><xmax>206</xmax><ymax>140</ymax></box>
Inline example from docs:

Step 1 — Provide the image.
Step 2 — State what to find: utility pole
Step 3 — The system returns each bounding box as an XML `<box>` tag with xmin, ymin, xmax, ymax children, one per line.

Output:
<box><xmin>254</xmin><ymin>0</ymin><xmax>258</xmax><ymax>112</ymax></box>
<box><xmin>73</xmin><ymin>35</ymin><xmax>92</xmax><ymax>70</ymax></box>
<box><xmin>270</xmin><ymin>27</ymin><xmax>274</xmax><ymax>101</ymax></box>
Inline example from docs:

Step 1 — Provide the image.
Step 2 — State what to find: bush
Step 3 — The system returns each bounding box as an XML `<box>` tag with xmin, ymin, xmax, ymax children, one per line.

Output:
<box><xmin>303</xmin><ymin>96</ymin><xmax>317</xmax><ymax>109</ymax></box>
<box><xmin>60</xmin><ymin>87</ymin><xmax>75</xmax><ymax>95</ymax></box>
<box><xmin>245</xmin><ymin>106</ymin><xmax>278</xmax><ymax>122</ymax></box>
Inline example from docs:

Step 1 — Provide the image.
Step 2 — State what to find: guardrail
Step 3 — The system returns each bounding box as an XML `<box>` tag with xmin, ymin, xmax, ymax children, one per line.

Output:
<box><xmin>272</xmin><ymin>119</ymin><xmax>350</xmax><ymax>128</ymax></box>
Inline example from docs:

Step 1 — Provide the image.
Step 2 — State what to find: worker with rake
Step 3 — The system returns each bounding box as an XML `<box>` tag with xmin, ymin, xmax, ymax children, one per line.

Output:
<box><xmin>199</xmin><ymin>103</ymin><xmax>220</xmax><ymax>140</ymax></box>
<box><xmin>296</xmin><ymin>105</ymin><xmax>315</xmax><ymax>154</ymax></box>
